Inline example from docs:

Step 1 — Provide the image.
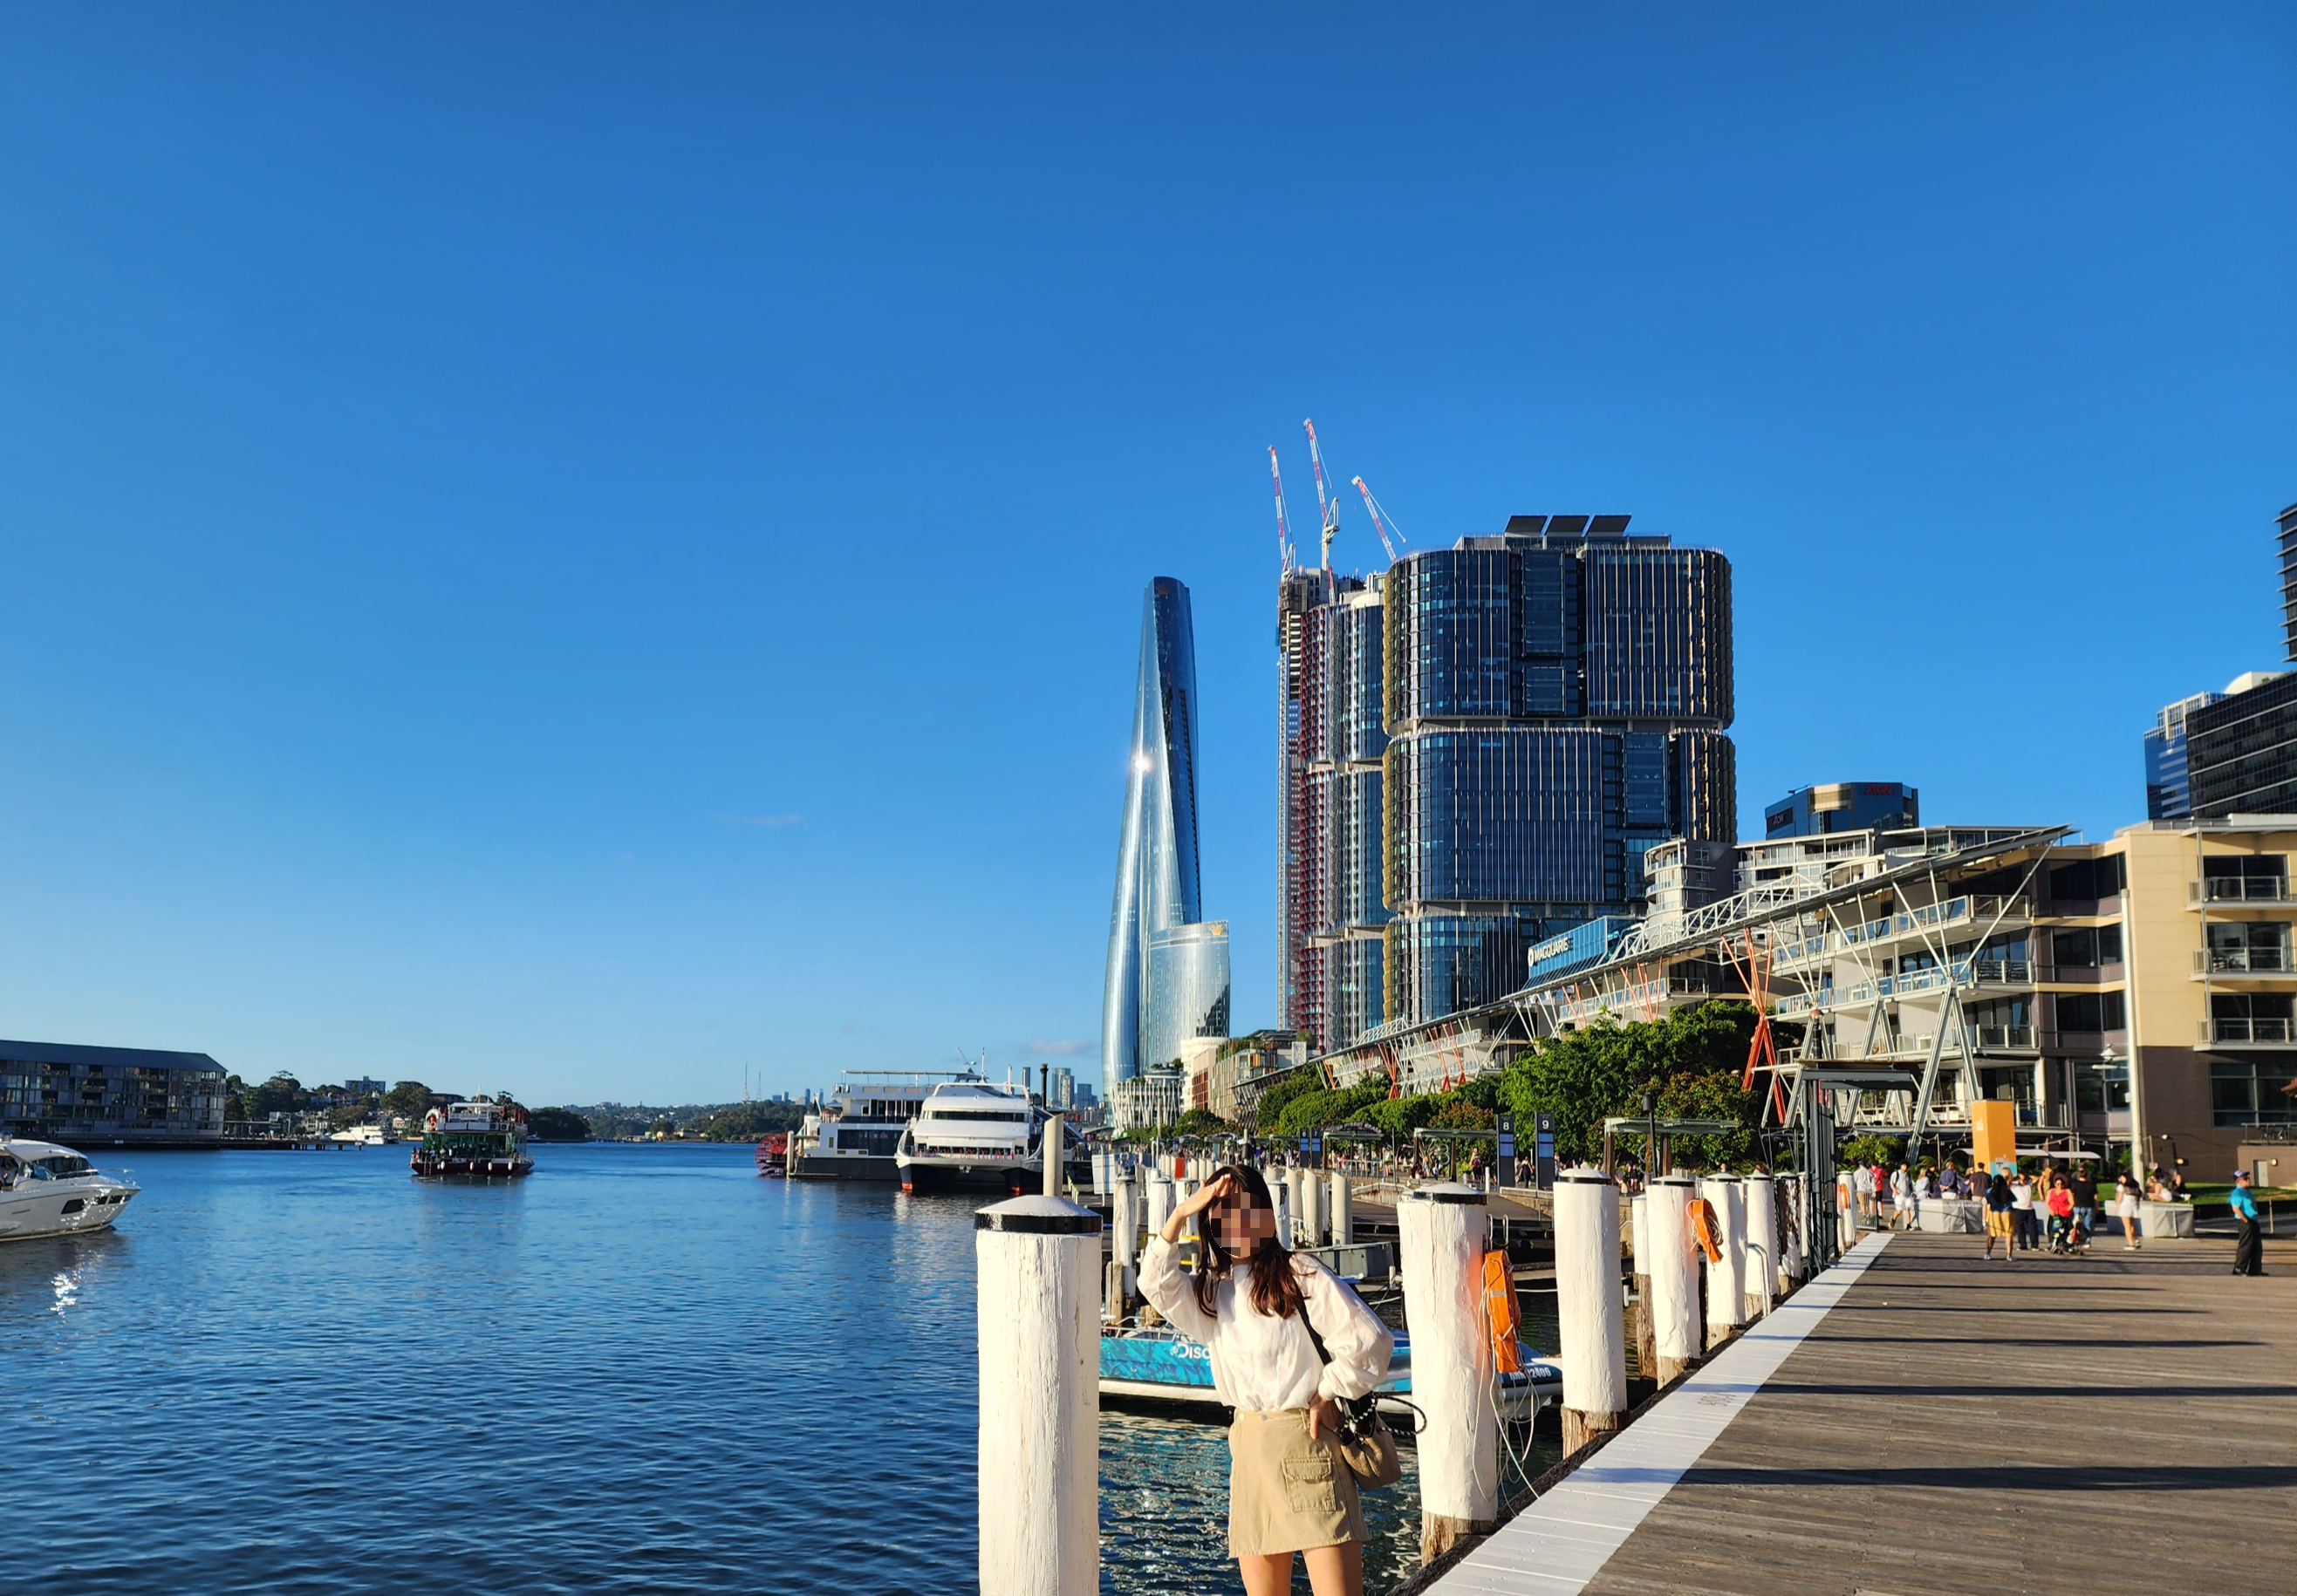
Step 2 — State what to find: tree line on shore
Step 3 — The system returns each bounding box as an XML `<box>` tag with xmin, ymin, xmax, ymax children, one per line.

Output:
<box><xmin>222</xmin><ymin>1074</ymin><xmax>807</xmax><ymax>1144</ymax></box>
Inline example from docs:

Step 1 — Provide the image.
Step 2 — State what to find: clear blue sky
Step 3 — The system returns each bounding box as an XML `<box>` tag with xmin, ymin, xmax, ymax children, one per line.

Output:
<box><xmin>2</xmin><ymin>7</ymin><xmax>2291</xmax><ymax>1104</ymax></box>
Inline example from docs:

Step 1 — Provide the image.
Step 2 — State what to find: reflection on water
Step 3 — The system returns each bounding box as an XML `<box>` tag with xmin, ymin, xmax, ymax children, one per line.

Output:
<box><xmin>0</xmin><ymin>1146</ymin><xmax>1560</xmax><ymax>1595</ymax></box>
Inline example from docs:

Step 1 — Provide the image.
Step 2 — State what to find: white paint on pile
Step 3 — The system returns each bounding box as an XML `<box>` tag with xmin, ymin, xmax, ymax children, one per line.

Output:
<box><xmin>1398</xmin><ymin>1185</ymin><xmax>1498</xmax><ymax>1524</ymax></box>
<box><xmin>1554</xmin><ymin>1171</ymin><xmax>1627</xmax><ymax>1418</ymax></box>
<box><xmin>1701</xmin><ymin>1174</ymin><xmax>1747</xmax><ymax>1333</ymax></box>
<box><xmin>1644</xmin><ymin>1176</ymin><xmax>1699</xmax><ymax>1363</ymax></box>
<box><xmin>976</xmin><ymin>1195</ymin><xmax>1101</xmax><ymax>1595</ymax></box>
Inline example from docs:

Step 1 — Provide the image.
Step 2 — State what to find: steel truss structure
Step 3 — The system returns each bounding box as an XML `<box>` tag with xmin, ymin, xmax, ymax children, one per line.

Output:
<box><xmin>1319</xmin><ymin>825</ymin><xmax>2071</xmax><ymax>1152</ymax></box>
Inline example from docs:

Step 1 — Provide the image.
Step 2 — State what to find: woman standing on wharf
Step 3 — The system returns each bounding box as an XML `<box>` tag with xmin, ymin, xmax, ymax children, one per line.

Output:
<box><xmin>1141</xmin><ymin>1167</ymin><xmax>1394</xmax><ymax>1596</ymax></box>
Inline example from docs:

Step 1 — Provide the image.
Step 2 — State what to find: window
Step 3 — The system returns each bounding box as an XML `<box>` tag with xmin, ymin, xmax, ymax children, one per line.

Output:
<box><xmin>2201</xmin><ymin>854</ymin><xmax>2288</xmax><ymax>901</ymax></box>
<box><xmin>2054</xmin><ymin>991</ymin><xmax>2127</xmax><ymax>1032</ymax></box>
<box><xmin>2047</xmin><ymin>855</ymin><xmax>2126</xmax><ymax>902</ymax></box>
<box><xmin>2206</xmin><ymin>920</ymin><xmax>2290</xmax><ymax>972</ymax></box>
<box><xmin>2212</xmin><ymin>1060</ymin><xmax>2297</xmax><ymax>1127</ymax></box>
<box><xmin>2050</xmin><ymin>924</ymin><xmax>2123</xmax><ymax>967</ymax></box>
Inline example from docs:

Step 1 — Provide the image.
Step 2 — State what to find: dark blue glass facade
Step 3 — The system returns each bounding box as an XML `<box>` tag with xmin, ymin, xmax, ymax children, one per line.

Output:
<box><xmin>1378</xmin><ymin>524</ymin><xmax>1735</xmax><ymax>1031</ymax></box>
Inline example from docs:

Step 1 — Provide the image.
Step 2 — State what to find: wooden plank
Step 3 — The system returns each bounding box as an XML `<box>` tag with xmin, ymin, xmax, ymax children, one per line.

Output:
<box><xmin>1575</xmin><ymin>1233</ymin><xmax>2297</xmax><ymax>1594</ymax></box>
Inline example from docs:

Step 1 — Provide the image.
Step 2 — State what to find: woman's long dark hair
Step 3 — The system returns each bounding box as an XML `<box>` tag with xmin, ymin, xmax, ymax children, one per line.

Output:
<box><xmin>1191</xmin><ymin>1163</ymin><xmax>1306</xmax><ymax>1322</ymax></box>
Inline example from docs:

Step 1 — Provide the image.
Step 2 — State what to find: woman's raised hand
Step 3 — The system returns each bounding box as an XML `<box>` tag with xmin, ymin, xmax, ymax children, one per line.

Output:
<box><xmin>1174</xmin><ymin>1173</ymin><xmax>1234</xmax><ymax>1219</ymax></box>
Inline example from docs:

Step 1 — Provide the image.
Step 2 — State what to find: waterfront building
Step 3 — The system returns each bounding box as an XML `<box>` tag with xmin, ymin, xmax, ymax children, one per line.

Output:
<box><xmin>1762</xmin><ymin>782</ymin><xmax>1918</xmax><ymax>837</ymax></box>
<box><xmin>2144</xmin><ymin>692</ymin><xmax>2224</xmax><ymax>822</ymax></box>
<box><xmin>1101</xmin><ymin>577</ymin><xmax>1229</xmax><ymax>1094</ymax></box>
<box><xmin>344</xmin><ymin>1075</ymin><xmax>385</xmax><ymax>1096</ymax></box>
<box><xmin>0</xmin><ymin>1040</ymin><xmax>228</xmax><ymax>1147</ymax></box>
<box><xmin>1277</xmin><ymin>515</ymin><xmax>1735</xmax><ymax>1054</ymax></box>
<box><xmin>1110</xmin><ymin>1065</ymin><xmax>1181</xmax><ymax>1132</ymax></box>
<box><xmin>1378</xmin><ymin>516</ymin><xmax>1735</xmax><ymax>1034</ymax></box>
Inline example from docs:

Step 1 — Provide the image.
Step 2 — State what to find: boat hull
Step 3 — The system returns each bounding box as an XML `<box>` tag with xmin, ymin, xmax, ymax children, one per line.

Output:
<box><xmin>410</xmin><ymin>1153</ymin><xmax>532</xmax><ymax>1180</ymax></box>
<box><xmin>790</xmin><ymin>1153</ymin><xmax>899</xmax><ymax>1183</ymax></box>
<box><xmin>1097</xmin><ymin>1327</ymin><xmax>1558</xmax><ymax>1423</ymax></box>
<box><xmin>0</xmin><ymin>1183</ymin><xmax>138</xmax><ymax>1241</ymax></box>
<box><xmin>898</xmin><ymin>1155</ymin><xmax>1094</xmax><ymax>1195</ymax></box>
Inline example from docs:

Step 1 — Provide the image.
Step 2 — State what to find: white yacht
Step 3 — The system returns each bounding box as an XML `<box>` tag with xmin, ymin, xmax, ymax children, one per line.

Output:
<box><xmin>894</xmin><ymin>1080</ymin><xmax>1089</xmax><ymax>1195</ymax></box>
<box><xmin>789</xmin><ymin>1070</ymin><xmax>971</xmax><ymax>1183</ymax></box>
<box><xmin>326</xmin><ymin>1123</ymin><xmax>397</xmax><ymax>1146</ymax></box>
<box><xmin>0</xmin><ymin>1140</ymin><xmax>140</xmax><ymax>1240</ymax></box>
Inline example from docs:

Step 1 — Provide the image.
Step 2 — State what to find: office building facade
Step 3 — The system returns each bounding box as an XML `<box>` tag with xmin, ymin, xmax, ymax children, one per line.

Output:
<box><xmin>2186</xmin><ymin>671</ymin><xmax>2297</xmax><ymax>819</ymax></box>
<box><xmin>1763</xmin><ymin>782</ymin><xmax>1918</xmax><ymax>837</ymax></box>
<box><xmin>1380</xmin><ymin>517</ymin><xmax>1735</xmax><ymax>1032</ymax></box>
<box><xmin>1102</xmin><ymin>577</ymin><xmax>1227</xmax><ymax>1094</ymax></box>
<box><xmin>2144</xmin><ymin>692</ymin><xmax>2223</xmax><ymax>822</ymax></box>
<box><xmin>1277</xmin><ymin>515</ymin><xmax>1736</xmax><ymax>1051</ymax></box>
<box><xmin>0</xmin><ymin>1040</ymin><xmax>228</xmax><ymax>1147</ymax></box>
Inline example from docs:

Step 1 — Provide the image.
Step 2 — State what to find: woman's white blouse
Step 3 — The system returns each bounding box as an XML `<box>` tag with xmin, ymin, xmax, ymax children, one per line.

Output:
<box><xmin>1137</xmin><ymin>1236</ymin><xmax>1395</xmax><ymax>1413</ymax></box>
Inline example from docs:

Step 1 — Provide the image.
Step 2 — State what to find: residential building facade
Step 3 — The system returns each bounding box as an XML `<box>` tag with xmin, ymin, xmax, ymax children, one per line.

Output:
<box><xmin>0</xmin><ymin>1040</ymin><xmax>228</xmax><ymax>1146</ymax></box>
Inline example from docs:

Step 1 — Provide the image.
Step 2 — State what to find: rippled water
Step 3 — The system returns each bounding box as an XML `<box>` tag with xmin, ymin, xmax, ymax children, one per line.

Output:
<box><xmin>3</xmin><ymin>1143</ymin><xmax>1555</xmax><ymax>1594</ymax></box>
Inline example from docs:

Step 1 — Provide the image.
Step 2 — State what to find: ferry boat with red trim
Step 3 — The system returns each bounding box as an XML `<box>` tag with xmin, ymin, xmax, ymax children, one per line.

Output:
<box><xmin>410</xmin><ymin>1101</ymin><xmax>532</xmax><ymax>1179</ymax></box>
<box><xmin>755</xmin><ymin>1133</ymin><xmax>788</xmax><ymax>1177</ymax></box>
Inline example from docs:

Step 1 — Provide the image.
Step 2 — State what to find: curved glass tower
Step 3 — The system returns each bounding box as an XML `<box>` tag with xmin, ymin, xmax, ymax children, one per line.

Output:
<box><xmin>1103</xmin><ymin>578</ymin><xmax>1207</xmax><ymax>1091</ymax></box>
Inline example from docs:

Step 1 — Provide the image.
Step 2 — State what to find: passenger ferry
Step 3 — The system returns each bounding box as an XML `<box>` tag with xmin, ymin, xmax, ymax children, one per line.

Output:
<box><xmin>410</xmin><ymin>1101</ymin><xmax>532</xmax><ymax>1179</ymax></box>
<box><xmin>0</xmin><ymin>1139</ymin><xmax>140</xmax><ymax>1240</ymax></box>
<box><xmin>893</xmin><ymin>1078</ymin><xmax>1091</xmax><ymax>1195</ymax></box>
<box><xmin>789</xmin><ymin>1070</ymin><xmax>971</xmax><ymax>1183</ymax></box>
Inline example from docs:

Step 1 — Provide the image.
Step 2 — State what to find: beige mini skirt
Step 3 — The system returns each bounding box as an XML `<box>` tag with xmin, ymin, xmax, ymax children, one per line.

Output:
<box><xmin>1227</xmin><ymin>1408</ymin><xmax>1367</xmax><ymax>1558</ymax></box>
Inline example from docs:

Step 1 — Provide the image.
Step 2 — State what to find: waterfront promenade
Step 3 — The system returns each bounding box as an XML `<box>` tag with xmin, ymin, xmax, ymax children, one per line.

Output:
<box><xmin>1421</xmin><ymin>1230</ymin><xmax>2297</xmax><ymax>1595</ymax></box>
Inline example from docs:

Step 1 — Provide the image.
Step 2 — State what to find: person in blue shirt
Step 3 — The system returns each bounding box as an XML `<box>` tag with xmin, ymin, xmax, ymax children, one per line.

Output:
<box><xmin>2230</xmin><ymin>1171</ymin><xmax>2265</xmax><ymax>1277</ymax></box>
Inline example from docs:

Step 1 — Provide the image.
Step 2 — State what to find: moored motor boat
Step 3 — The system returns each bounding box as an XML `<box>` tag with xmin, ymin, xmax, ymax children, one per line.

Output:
<box><xmin>410</xmin><ymin>1101</ymin><xmax>532</xmax><ymax>1179</ymax></box>
<box><xmin>0</xmin><ymin>1139</ymin><xmax>140</xmax><ymax>1240</ymax></box>
<box><xmin>1097</xmin><ymin>1323</ymin><xmax>1558</xmax><ymax>1423</ymax></box>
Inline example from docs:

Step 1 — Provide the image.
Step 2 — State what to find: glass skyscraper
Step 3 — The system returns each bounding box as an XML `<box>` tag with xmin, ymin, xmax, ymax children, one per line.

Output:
<box><xmin>1280</xmin><ymin>515</ymin><xmax>1736</xmax><ymax>1051</ymax></box>
<box><xmin>1103</xmin><ymin>577</ymin><xmax>1228</xmax><ymax>1090</ymax></box>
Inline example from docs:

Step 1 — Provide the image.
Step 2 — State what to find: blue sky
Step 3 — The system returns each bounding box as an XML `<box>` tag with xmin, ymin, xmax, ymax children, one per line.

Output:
<box><xmin>2</xmin><ymin>7</ymin><xmax>2291</xmax><ymax>1103</ymax></box>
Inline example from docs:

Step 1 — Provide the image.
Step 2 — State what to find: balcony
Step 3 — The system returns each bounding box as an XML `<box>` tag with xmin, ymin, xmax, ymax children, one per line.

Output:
<box><xmin>1972</xmin><ymin>1024</ymin><xmax>2038</xmax><ymax>1052</ymax></box>
<box><xmin>2199</xmin><ymin>1017</ymin><xmax>2297</xmax><ymax>1046</ymax></box>
<box><xmin>1970</xmin><ymin>958</ymin><xmax>2034</xmax><ymax>985</ymax></box>
<box><xmin>2193</xmin><ymin>946</ymin><xmax>2294</xmax><ymax>975</ymax></box>
<box><xmin>2191</xmin><ymin>877</ymin><xmax>2294</xmax><ymax>906</ymax></box>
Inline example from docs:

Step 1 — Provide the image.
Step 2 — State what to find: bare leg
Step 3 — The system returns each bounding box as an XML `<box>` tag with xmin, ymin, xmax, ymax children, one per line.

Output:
<box><xmin>1240</xmin><ymin>1552</ymin><xmax>1295</xmax><ymax>1596</ymax></box>
<box><xmin>1301</xmin><ymin>1541</ymin><xmax>1364</xmax><ymax>1596</ymax></box>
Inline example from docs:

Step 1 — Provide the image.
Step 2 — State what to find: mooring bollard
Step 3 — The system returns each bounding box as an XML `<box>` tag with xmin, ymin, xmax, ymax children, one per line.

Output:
<box><xmin>1274</xmin><ymin>1174</ymin><xmax>1295</xmax><ymax>1249</ymax></box>
<box><xmin>1330</xmin><ymin>1170</ymin><xmax>1352</xmax><ymax>1247</ymax></box>
<box><xmin>1111</xmin><ymin>1172</ymin><xmax>1138</xmax><ymax>1316</ymax></box>
<box><xmin>1398</xmin><ymin>1183</ymin><xmax>1497</xmax><ymax>1564</ymax></box>
<box><xmin>1555</xmin><ymin>1170</ymin><xmax>1628</xmax><ymax>1454</ymax></box>
<box><xmin>1701</xmin><ymin>1174</ymin><xmax>1747</xmax><ymax>1347</ymax></box>
<box><xmin>1303</xmin><ymin>1166</ymin><xmax>1325</xmax><ymax>1247</ymax></box>
<box><xmin>1645</xmin><ymin>1175</ymin><xmax>1699</xmax><ymax>1382</ymax></box>
<box><xmin>1743</xmin><ymin>1173</ymin><xmax>1779</xmax><ymax>1315</ymax></box>
<box><xmin>1781</xmin><ymin>1175</ymin><xmax>1807</xmax><ymax>1284</ymax></box>
<box><xmin>976</xmin><ymin>1181</ymin><xmax>1102</xmax><ymax>1596</ymax></box>
<box><xmin>1145</xmin><ymin>1171</ymin><xmax>1174</xmax><ymax>1252</ymax></box>
<box><xmin>1627</xmin><ymin>1191</ymin><xmax>1655</xmax><ymax>1379</ymax></box>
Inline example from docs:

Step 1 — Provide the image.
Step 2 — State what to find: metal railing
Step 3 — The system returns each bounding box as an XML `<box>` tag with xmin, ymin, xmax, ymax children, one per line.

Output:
<box><xmin>2195</xmin><ymin>946</ymin><xmax>2292</xmax><ymax>974</ymax></box>
<box><xmin>2191</xmin><ymin>877</ymin><xmax>2293</xmax><ymax>905</ymax></box>
<box><xmin>2201</xmin><ymin>1017</ymin><xmax>2297</xmax><ymax>1045</ymax></box>
<box><xmin>1972</xmin><ymin>1024</ymin><xmax>2037</xmax><ymax>1050</ymax></box>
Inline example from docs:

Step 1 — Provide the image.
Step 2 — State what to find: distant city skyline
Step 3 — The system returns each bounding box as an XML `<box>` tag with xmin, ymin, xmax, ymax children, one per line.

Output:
<box><xmin>0</xmin><ymin>8</ymin><xmax>2290</xmax><ymax>1102</ymax></box>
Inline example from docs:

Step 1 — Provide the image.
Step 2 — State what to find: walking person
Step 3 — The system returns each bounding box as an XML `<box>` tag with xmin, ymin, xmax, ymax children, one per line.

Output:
<box><xmin>2069</xmin><ymin>1166</ymin><xmax>2099</xmax><ymax>1255</ymax></box>
<box><xmin>1982</xmin><ymin>1171</ymin><xmax>2016</xmax><ymax>1263</ymax></box>
<box><xmin>2114</xmin><ymin>1172</ymin><xmax>2143</xmax><ymax>1251</ymax></box>
<box><xmin>2230</xmin><ymin>1170</ymin><xmax>2266</xmax><ymax>1278</ymax></box>
<box><xmin>1141</xmin><ymin>1166</ymin><xmax>1395</xmax><ymax>1596</ymax></box>
<box><xmin>1890</xmin><ymin>1162</ymin><xmax>1913</xmax><ymax>1231</ymax></box>
<box><xmin>2009</xmin><ymin>1169</ymin><xmax>2039</xmax><ymax>1251</ymax></box>
<box><xmin>2045</xmin><ymin>1175</ymin><xmax>2075</xmax><ymax>1254</ymax></box>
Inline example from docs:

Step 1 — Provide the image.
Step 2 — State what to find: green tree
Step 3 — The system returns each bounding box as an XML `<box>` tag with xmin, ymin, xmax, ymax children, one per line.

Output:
<box><xmin>1497</xmin><ymin>1003</ymin><xmax>1760</xmax><ymax>1167</ymax></box>
<box><xmin>1253</xmin><ymin>1067</ymin><xmax>1324</xmax><ymax>1133</ymax></box>
<box><xmin>528</xmin><ymin>1107</ymin><xmax>593</xmax><ymax>1142</ymax></box>
<box><xmin>1172</xmin><ymin>1107</ymin><xmax>1235</xmax><ymax>1139</ymax></box>
<box><xmin>1839</xmin><ymin>1134</ymin><xmax>1904</xmax><ymax>1170</ymax></box>
<box><xmin>1275</xmin><ymin>1082</ymin><xmax>1387</xmax><ymax>1139</ymax></box>
<box><xmin>382</xmin><ymin>1081</ymin><xmax>433</xmax><ymax>1119</ymax></box>
<box><xmin>243</xmin><ymin>1074</ymin><xmax>306</xmax><ymax>1119</ymax></box>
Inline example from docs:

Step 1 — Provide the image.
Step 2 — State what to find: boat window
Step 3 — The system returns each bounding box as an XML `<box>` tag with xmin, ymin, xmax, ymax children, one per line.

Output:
<box><xmin>926</xmin><ymin>1110</ymin><xmax>1028</xmax><ymax>1122</ymax></box>
<box><xmin>26</xmin><ymin>1156</ymin><xmax>94</xmax><ymax>1179</ymax></box>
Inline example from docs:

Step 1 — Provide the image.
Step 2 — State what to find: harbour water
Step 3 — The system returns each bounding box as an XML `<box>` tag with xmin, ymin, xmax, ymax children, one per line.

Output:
<box><xmin>3</xmin><ymin>1142</ymin><xmax>1554</xmax><ymax>1594</ymax></box>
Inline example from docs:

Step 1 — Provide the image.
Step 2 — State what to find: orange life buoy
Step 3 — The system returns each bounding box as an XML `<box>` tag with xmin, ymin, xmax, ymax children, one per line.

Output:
<box><xmin>1481</xmin><ymin>1249</ymin><xmax>1522</xmax><ymax>1374</ymax></box>
<box><xmin>1687</xmin><ymin>1197</ymin><xmax>1724</xmax><ymax>1262</ymax></box>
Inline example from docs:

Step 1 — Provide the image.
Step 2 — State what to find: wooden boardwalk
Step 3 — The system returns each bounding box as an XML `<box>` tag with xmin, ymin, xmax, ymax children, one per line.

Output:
<box><xmin>1428</xmin><ymin>1230</ymin><xmax>2297</xmax><ymax>1595</ymax></box>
